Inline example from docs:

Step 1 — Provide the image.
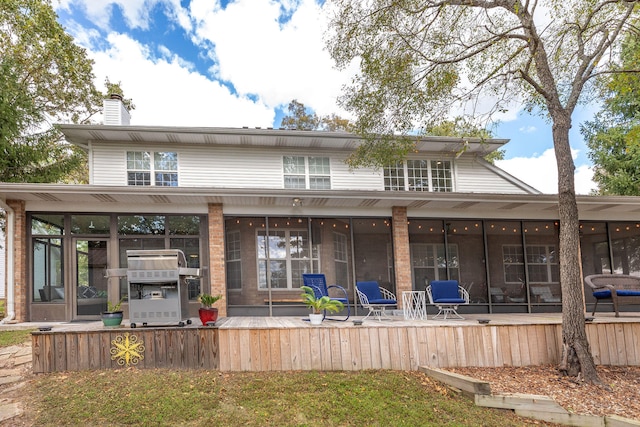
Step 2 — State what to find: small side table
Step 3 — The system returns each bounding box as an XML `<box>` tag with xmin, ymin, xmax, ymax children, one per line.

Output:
<box><xmin>402</xmin><ymin>291</ymin><xmax>427</xmax><ymax>320</ymax></box>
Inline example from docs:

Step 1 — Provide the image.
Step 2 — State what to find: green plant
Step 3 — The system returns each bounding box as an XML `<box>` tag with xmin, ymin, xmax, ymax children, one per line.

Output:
<box><xmin>106</xmin><ymin>297</ymin><xmax>125</xmax><ymax>313</ymax></box>
<box><xmin>198</xmin><ymin>293</ymin><xmax>222</xmax><ymax>308</ymax></box>
<box><xmin>300</xmin><ymin>286</ymin><xmax>344</xmax><ymax>314</ymax></box>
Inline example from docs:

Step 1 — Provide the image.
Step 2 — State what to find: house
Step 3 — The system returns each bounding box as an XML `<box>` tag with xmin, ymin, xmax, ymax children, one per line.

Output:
<box><xmin>1</xmin><ymin>97</ymin><xmax>640</xmax><ymax>323</ymax></box>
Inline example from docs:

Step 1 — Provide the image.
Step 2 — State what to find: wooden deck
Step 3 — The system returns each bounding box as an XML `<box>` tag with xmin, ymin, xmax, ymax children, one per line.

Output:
<box><xmin>29</xmin><ymin>313</ymin><xmax>640</xmax><ymax>373</ymax></box>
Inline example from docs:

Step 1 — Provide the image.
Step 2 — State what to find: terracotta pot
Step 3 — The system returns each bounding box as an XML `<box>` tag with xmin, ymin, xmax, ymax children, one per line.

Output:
<box><xmin>198</xmin><ymin>307</ymin><xmax>219</xmax><ymax>325</ymax></box>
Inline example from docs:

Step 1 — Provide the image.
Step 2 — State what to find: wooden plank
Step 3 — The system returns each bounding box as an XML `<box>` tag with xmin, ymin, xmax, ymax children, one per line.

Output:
<box><xmin>518</xmin><ymin>325</ymin><xmax>532</xmax><ymax>366</ymax></box>
<box><xmin>210</xmin><ymin>327</ymin><xmax>220</xmax><ymax>370</ymax></box>
<box><xmin>349</xmin><ymin>326</ymin><xmax>364</xmax><ymax>371</ymax></box>
<box><xmin>257</xmin><ymin>330</ymin><xmax>270</xmax><ymax>371</ymax></box>
<box><xmin>508</xmin><ymin>326</ymin><xmax>523</xmax><ymax>366</ymax></box>
<box><xmin>297</xmin><ymin>327</ymin><xmax>311</xmax><ymax>370</ymax></box>
<box><xmin>248</xmin><ymin>329</ymin><xmax>262</xmax><ymax>371</ymax></box>
<box><xmin>406</xmin><ymin>327</ymin><xmax>420</xmax><ymax>370</ymax></box>
<box><xmin>491</xmin><ymin>326</ymin><xmax>505</xmax><ymax>366</ymax></box>
<box><xmin>424</xmin><ymin>326</ymin><xmax>439</xmax><ymax>367</ymax></box>
<box><xmin>31</xmin><ymin>334</ymin><xmax>46</xmax><ymax>373</ymax></box>
<box><xmin>368</xmin><ymin>327</ymin><xmax>383</xmax><ymax>369</ymax></box>
<box><xmin>319</xmin><ymin>328</ymin><xmax>332</xmax><ymax>370</ymax></box>
<box><xmin>357</xmin><ymin>327</ymin><xmax>372</xmax><ymax>370</ymax></box>
<box><xmin>497</xmin><ymin>326</ymin><xmax>511</xmax><ymax>366</ymax></box>
<box><xmin>442</xmin><ymin>327</ymin><xmax>457</xmax><ymax>368</ymax></box>
<box><xmin>227</xmin><ymin>329</ymin><xmax>241</xmax><ymax>371</ymax></box>
<box><xmin>269</xmin><ymin>329</ymin><xmax>281</xmax><ymax>371</ymax></box>
<box><xmin>54</xmin><ymin>334</ymin><xmax>67</xmax><ymax>372</ymax></box>
<box><xmin>415</xmin><ymin>327</ymin><xmax>429</xmax><ymax>368</ymax></box>
<box><xmin>378</xmin><ymin>328</ymin><xmax>392</xmax><ymax>369</ymax></box>
<box><xmin>279</xmin><ymin>329</ymin><xmax>292</xmax><ymax>371</ymax></box>
<box><xmin>75</xmin><ymin>332</ymin><xmax>90</xmax><ymax>370</ymax></box>
<box><xmin>626</xmin><ymin>323</ymin><xmax>640</xmax><ymax>366</ymax></box>
<box><xmin>329</xmin><ymin>328</ymin><xmax>342</xmax><ymax>370</ymax></box>
<box><xmin>614</xmin><ymin>323</ymin><xmax>627</xmax><ymax>365</ymax></box>
<box><xmin>306</xmin><ymin>328</ymin><xmax>320</xmax><ymax>370</ymax></box>
<box><xmin>289</xmin><ymin>328</ymin><xmax>302</xmax><ymax>371</ymax></box>
<box><xmin>597</xmin><ymin>324</ymin><xmax>611</xmax><ymax>365</ymax></box>
<box><xmin>459</xmin><ymin>327</ymin><xmax>472</xmax><ymax>367</ymax></box>
<box><xmin>238</xmin><ymin>329</ymin><xmax>252</xmax><ymax>371</ymax></box>
<box><xmin>155</xmin><ymin>329</ymin><xmax>167</xmax><ymax>368</ymax></box>
<box><xmin>339</xmin><ymin>328</ymin><xmax>352</xmax><ymax>371</ymax></box>
<box><xmin>419</xmin><ymin>366</ymin><xmax>491</xmax><ymax>395</ymax></box>
<box><xmin>585</xmin><ymin>324</ymin><xmax>601</xmax><ymax>365</ymax></box>
<box><xmin>397</xmin><ymin>327</ymin><xmax>410</xmax><ymax>370</ymax></box>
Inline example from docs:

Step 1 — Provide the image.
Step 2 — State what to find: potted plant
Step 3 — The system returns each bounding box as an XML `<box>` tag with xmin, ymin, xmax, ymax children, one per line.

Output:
<box><xmin>198</xmin><ymin>293</ymin><xmax>222</xmax><ymax>325</ymax></box>
<box><xmin>300</xmin><ymin>286</ymin><xmax>344</xmax><ymax>325</ymax></box>
<box><xmin>102</xmin><ymin>297</ymin><xmax>125</xmax><ymax>327</ymax></box>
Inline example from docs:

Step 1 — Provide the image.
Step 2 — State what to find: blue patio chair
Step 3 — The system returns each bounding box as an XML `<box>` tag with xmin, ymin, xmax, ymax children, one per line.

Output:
<box><xmin>426</xmin><ymin>280</ymin><xmax>469</xmax><ymax>320</ymax></box>
<box><xmin>355</xmin><ymin>281</ymin><xmax>397</xmax><ymax>321</ymax></box>
<box><xmin>302</xmin><ymin>273</ymin><xmax>350</xmax><ymax>321</ymax></box>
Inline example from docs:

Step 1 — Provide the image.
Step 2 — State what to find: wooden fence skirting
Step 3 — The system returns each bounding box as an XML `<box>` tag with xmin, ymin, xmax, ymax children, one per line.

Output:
<box><xmin>31</xmin><ymin>319</ymin><xmax>640</xmax><ymax>373</ymax></box>
<box><xmin>32</xmin><ymin>328</ymin><xmax>219</xmax><ymax>373</ymax></box>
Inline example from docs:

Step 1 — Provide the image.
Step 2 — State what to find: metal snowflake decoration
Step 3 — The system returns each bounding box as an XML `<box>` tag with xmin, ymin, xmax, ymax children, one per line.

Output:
<box><xmin>110</xmin><ymin>333</ymin><xmax>145</xmax><ymax>366</ymax></box>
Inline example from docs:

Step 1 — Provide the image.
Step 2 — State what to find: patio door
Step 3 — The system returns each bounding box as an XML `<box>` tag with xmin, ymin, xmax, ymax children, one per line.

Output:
<box><xmin>73</xmin><ymin>239</ymin><xmax>109</xmax><ymax>319</ymax></box>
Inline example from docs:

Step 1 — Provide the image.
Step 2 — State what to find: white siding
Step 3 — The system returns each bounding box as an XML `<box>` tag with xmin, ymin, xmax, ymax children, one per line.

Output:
<box><xmin>455</xmin><ymin>157</ymin><xmax>533</xmax><ymax>194</ymax></box>
<box><xmin>89</xmin><ymin>143</ymin><xmax>533</xmax><ymax>194</ymax></box>
<box><xmin>91</xmin><ymin>144</ymin><xmax>384</xmax><ymax>190</ymax></box>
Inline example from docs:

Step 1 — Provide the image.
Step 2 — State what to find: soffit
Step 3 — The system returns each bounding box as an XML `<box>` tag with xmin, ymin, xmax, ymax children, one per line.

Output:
<box><xmin>3</xmin><ymin>184</ymin><xmax>640</xmax><ymax>219</ymax></box>
<box><xmin>59</xmin><ymin>124</ymin><xmax>506</xmax><ymax>154</ymax></box>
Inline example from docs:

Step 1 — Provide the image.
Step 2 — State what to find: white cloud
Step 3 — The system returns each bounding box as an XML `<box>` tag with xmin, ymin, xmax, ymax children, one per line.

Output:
<box><xmin>90</xmin><ymin>33</ymin><xmax>275</xmax><ymax>127</ymax></box>
<box><xmin>519</xmin><ymin>125</ymin><xmax>537</xmax><ymax>133</ymax></box>
<box><xmin>496</xmin><ymin>148</ymin><xmax>596</xmax><ymax>195</ymax></box>
<box><xmin>188</xmin><ymin>0</ymin><xmax>354</xmax><ymax>115</ymax></box>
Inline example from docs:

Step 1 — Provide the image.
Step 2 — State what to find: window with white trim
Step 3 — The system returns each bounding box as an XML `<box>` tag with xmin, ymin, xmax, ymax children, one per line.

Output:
<box><xmin>502</xmin><ymin>245</ymin><xmax>558</xmax><ymax>283</ymax></box>
<box><xmin>283</xmin><ymin>156</ymin><xmax>331</xmax><ymax>189</ymax></box>
<box><xmin>410</xmin><ymin>243</ymin><xmax>459</xmax><ymax>283</ymax></box>
<box><xmin>226</xmin><ymin>231</ymin><xmax>242</xmax><ymax>290</ymax></box>
<box><xmin>333</xmin><ymin>232</ymin><xmax>349</xmax><ymax>287</ymax></box>
<box><xmin>257</xmin><ymin>229</ymin><xmax>318</xmax><ymax>289</ymax></box>
<box><xmin>127</xmin><ymin>151</ymin><xmax>178</xmax><ymax>186</ymax></box>
<box><xmin>384</xmin><ymin>159</ymin><xmax>453</xmax><ymax>192</ymax></box>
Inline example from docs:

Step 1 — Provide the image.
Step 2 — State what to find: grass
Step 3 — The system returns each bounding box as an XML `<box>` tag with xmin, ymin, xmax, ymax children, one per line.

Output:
<box><xmin>25</xmin><ymin>369</ymin><xmax>544</xmax><ymax>426</ymax></box>
<box><xmin>0</xmin><ymin>328</ymin><xmax>34</xmax><ymax>347</ymax></box>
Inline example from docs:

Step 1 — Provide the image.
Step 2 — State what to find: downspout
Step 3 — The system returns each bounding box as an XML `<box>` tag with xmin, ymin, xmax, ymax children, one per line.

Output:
<box><xmin>0</xmin><ymin>200</ymin><xmax>16</xmax><ymax>324</ymax></box>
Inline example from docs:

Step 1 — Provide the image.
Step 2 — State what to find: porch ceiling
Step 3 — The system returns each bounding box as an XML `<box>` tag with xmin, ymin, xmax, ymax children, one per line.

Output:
<box><xmin>3</xmin><ymin>183</ymin><xmax>640</xmax><ymax>218</ymax></box>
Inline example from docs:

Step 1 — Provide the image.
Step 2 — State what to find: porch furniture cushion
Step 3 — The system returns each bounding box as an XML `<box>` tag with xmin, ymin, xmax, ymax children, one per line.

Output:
<box><xmin>302</xmin><ymin>273</ymin><xmax>350</xmax><ymax>321</ymax></box>
<box><xmin>584</xmin><ymin>274</ymin><xmax>640</xmax><ymax>317</ymax></box>
<box><xmin>356</xmin><ymin>281</ymin><xmax>397</xmax><ymax>321</ymax></box>
<box><xmin>427</xmin><ymin>280</ymin><xmax>469</xmax><ymax>320</ymax></box>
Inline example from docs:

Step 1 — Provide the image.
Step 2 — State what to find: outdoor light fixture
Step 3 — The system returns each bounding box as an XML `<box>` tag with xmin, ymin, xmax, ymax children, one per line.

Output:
<box><xmin>292</xmin><ymin>197</ymin><xmax>303</xmax><ymax>207</ymax></box>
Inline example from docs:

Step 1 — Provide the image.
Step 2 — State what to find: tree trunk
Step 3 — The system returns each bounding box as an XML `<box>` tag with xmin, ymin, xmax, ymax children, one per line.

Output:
<box><xmin>552</xmin><ymin>110</ymin><xmax>601</xmax><ymax>385</ymax></box>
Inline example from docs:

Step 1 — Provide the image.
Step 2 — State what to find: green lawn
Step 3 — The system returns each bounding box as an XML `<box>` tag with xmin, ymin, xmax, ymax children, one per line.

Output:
<box><xmin>27</xmin><ymin>369</ymin><xmax>546</xmax><ymax>426</ymax></box>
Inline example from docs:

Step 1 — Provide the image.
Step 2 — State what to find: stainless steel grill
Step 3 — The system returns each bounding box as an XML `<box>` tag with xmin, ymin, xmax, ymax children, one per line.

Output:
<box><xmin>108</xmin><ymin>249</ymin><xmax>200</xmax><ymax>328</ymax></box>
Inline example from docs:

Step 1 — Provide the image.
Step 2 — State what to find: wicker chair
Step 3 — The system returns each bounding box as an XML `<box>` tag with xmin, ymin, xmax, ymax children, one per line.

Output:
<box><xmin>584</xmin><ymin>274</ymin><xmax>640</xmax><ymax>317</ymax></box>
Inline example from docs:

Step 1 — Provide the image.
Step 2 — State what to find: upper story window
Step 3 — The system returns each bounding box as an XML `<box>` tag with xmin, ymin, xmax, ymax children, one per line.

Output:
<box><xmin>127</xmin><ymin>151</ymin><xmax>178</xmax><ymax>186</ymax></box>
<box><xmin>283</xmin><ymin>156</ymin><xmax>331</xmax><ymax>189</ymax></box>
<box><xmin>384</xmin><ymin>159</ymin><xmax>453</xmax><ymax>192</ymax></box>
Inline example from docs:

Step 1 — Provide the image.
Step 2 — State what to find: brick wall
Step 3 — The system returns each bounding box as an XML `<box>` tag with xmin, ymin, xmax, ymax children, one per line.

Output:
<box><xmin>208</xmin><ymin>204</ymin><xmax>227</xmax><ymax>317</ymax></box>
<box><xmin>392</xmin><ymin>206</ymin><xmax>411</xmax><ymax>308</ymax></box>
<box><xmin>7</xmin><ymin>200</ymin><xmax>26</xmax><ymax>322</ymax></box>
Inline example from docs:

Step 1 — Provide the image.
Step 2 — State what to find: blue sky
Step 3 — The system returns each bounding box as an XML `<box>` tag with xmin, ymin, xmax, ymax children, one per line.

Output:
<box><xmin>54</xmin><ymin>0</ymin><xmax>597</xmax><ymax>194</ymax></box>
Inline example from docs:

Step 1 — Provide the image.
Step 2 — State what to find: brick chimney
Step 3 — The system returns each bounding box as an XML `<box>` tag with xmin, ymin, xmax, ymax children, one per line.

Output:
<box><xmin>103</xmin><ymin>94</ymin><xmax>131</xmax><ymax>125</ymax></box>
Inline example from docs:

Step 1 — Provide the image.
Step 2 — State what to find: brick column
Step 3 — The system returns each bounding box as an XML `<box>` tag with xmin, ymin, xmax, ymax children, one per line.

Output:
<box><xmin>207</xmin><ymin>204</ymin><xmax>227</xmax><ymax>317</ymax></box>
<box><xmin>392</xmin><ymin>206</ymin><xmax>411</xmax><ymax>308</ymax></box>
<box><xmin>7</xmin><ymin>200</ymin><xmax>27</xmax><ymax>322</ymax></box>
